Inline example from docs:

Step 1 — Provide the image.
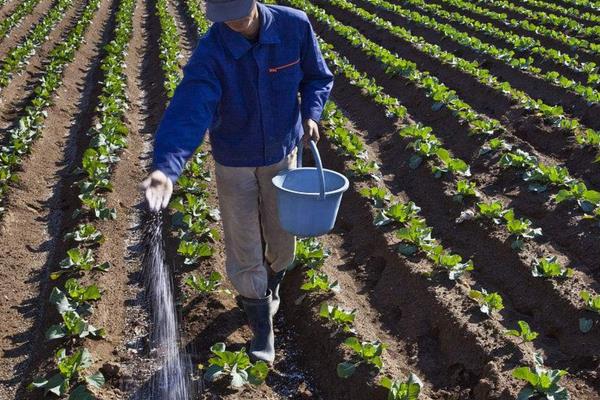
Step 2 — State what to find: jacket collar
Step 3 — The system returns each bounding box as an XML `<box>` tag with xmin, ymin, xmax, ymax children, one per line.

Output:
<box><xmin>217</xmin><ymin>2</ymin><xmax>281</xmax><ymax>60</ymax></box>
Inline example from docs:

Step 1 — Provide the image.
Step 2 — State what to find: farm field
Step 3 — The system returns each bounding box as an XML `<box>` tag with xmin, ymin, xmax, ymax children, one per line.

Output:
<box><xmin>0</xmin><ymin>0</ymin><xmax>599</xmax><ymax>398</ymax></box>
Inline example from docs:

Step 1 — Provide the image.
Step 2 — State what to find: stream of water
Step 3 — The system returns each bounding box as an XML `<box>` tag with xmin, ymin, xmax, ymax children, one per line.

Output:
<box><xmin>142</xmin><ymin>212</ymin><xmax>191</xmax><ymax>400</ymax></box>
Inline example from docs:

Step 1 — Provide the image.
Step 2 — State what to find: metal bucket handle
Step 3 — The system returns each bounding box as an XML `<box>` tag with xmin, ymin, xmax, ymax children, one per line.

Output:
<box><xmin>297</xmin><ymin>140</ymin><xmax>326</xmax><ymax>200</ymax></box>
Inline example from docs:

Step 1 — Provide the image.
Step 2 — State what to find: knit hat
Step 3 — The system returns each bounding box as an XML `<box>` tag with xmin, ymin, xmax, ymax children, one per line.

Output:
<box><xmin>206</xmin><ymin>0</ymin><xmax>256</xmax><ymax>22</ymax></box>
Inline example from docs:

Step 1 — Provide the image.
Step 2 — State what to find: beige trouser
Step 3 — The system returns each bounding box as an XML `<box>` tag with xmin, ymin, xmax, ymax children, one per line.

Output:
<box><xmin>215</xmin><ymin>148</ymin><xmax>297</xmax><ymax>299</ymax></box>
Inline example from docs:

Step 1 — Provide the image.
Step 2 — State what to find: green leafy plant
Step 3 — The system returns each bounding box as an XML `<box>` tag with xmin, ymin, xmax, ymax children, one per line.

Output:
<box><xmin>505</xmin><ymin>320</ymin><xmax>539</xmax><ymax>342</ymax></box>
<box><xmin>46</xmin><ymin>310</ymin><xmax>105</xmax><ymax>340</ymax></box>
<box><xmin>380</xmin><ymin>373</ymin><xmax>423</xmax><ymax>399</ymax></box>
<box><xmin>203</xmin><ymin>343</ymin><xmax>269</xmax><ymax>388</ymax></box>
<box><xmin>64</xmin><ymin>223</ymin><xmax>104</xmax><ymax>244</ymax></box>
<box><xmin>349</xmin><ymin>158</ymin><xmax>380</xmax><ymax>179</ymax></box>
<box><xmin>425</xmin><ymin>244</ymin><xmax>474</xmax><ymax>280</ymax></box>
<box><xmin>359</xmin><ymin>186</ymin><xmax>390</xmax><ymax>208</ymax></box>
<box><xmin>531</xmin><ymin>257</ymin><xmax>573</xmax><ymax>279</ymax></box>
<box><xmin>319</xmin><ymin>303</ymin><xmax>356</xmax><ymax>334</ymax></box>
<box><xmin>453</xmin><ymin>179</ymin><xmax>478</xmax><ymax>202</ymax></box>
<box><xmin>177</xmin><ymin>239</ymin><xmax>213</xmax><ymax>265</ymax></box>
<box><xmin>28</xmin><ymin>347</ymin><xmax>104</xmax><ymax>398</ymax></box>
<box><xmin>52</xmin><ymin>248</ymin><xmax>110</xmax><ymax>279</ymax></box>
<box><xmin>185</xmin><ymin>271</ymin><xmax>222</xmax><ymax>294</ymax></box>
<box><xmin>503</xmin><ymin>210</ymin><xmax>542</xmax><ymax>250</ymax></box>
<box><xmin>512</xmin><ymin>353</ymin><xmax>569</xmax><ymax>400</ymax></box>
<box><xmin>375</xmin><ymin>201</ymin><xmax>421</xmax><ymax>227</ymax></box>
<box><xmin>301</xmin><ymin>269</ymin><xmax>340</xmax><ymax>293</ymax></box>
<box><xmin>395</xmin><ymin>218</ymin><xmax>433</xmax><ymax>256</ymax></box>
<box><xmin>469</xmin><ymin>289</ymin><xmax>504</xmax><ymax>317</ymax></box>
<box><xmin>294</xmin><ymin>238</ymin><xmax>330</xmax><ymax>269</ymax></box>
<box><xmin>580</xmin><ymin>291</ymin><xmax>600</xmax><ymax>313</ymax></box>
<box><xmin>337</xmin><ymin>337</ymin><xmax>387</xmax><ymax>378</ymax></box>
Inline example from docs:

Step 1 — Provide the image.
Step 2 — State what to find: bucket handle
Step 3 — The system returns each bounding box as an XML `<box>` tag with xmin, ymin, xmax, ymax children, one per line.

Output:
<box><xmin>309</xmin><ymin>140</ymin><xmax>326</xmax><ymax>200</ymax></box>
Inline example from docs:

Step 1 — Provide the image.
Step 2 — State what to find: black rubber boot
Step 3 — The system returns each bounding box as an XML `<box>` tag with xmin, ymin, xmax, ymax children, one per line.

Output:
<box><xmin>241</xmin><ymin>290</ymin><xmax>275</xmax><ymax>364</ymax></box>
<box><xmin>267</xmin><ymin>269</ymin><xmax>286</xmax><ymax>317</ymax></box>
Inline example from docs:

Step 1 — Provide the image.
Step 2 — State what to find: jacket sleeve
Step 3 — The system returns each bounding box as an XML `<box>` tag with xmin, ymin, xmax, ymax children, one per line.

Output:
<box><xmin>151</xmin><ymin>44</ymin><xmax>222</xmax><ymax>183</ymax></box>
<box><xmin>299</xmin><ymin>18</ymin><xmax>334</xmax><ymax>123</ymax></box>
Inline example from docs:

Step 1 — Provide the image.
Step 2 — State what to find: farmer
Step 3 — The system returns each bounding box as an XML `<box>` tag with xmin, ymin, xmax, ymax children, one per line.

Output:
<box><xmin>141</xmin><ymin>0</ymin><xmax>333</xmax><ymax>363</ymax></box>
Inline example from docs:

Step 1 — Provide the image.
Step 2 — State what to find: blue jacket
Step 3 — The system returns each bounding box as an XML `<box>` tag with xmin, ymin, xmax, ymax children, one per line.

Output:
<box><xmin>152</xmin><ymin>3</ymin><xmax>334</xmax><ymax>183</ymax></box>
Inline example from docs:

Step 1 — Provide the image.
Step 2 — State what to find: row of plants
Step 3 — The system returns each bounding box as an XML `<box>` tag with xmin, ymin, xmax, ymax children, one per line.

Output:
<box><xmin>0</xmin><ymin>0</ymin><xmax>100</xmax><ymax>216</ymax></box>
<box><xmin>361</xmin><ymin>0</ymin><xmax>600</xmax><ymax>103</ymax></box>
<box><xmin>474</xmin><ymin>0</ymin><xmax>600</xmax><ymax>40</ymax></box>
<box><xmin>155</xmin><ymin>0</ymin><xmax>182</xmax><ymax>98</ymax></box>
<box><xmin>516</xmin><ymin>0</ymin><xmax>600</xmax><ymax>23</ymax></box>
<box><xmin>389</xmin><ymin>0</ymin><xmax>599</xmax><ymax>87</ymax></box>
<box><xmin>28</xmin><ymin>0</ymin><xmax>137</xmax><ymax>396</ymax></box>
<box><xmin>435</xmin><ymin>0</ymin><xmax>600</xmax><ymax>57</ymax></box>
<box><xmin>0</xmin><ymin>0</ymin><xmax>74</xmax><ymax>89</ymax></box>
<box><xmin>0</xmin><ymin>0</ymin><xmax>41</xmax><ymax>38</ymax></box>
<box><xmin>329</xmin><ymin>0</ymin><xmax>600</xmax><ymax>154</ymax></box>
<box><xmin>551</xmin><ymin>0</ymin><xmax>600</xmax><ymax>12</ymax></box>
<box><xmin>319</xmin><ymin>99</ymin><xmax>572</xmax><ymax>398</ymax></box>
<box><xmin>302</xmin><ymin>0</ymin><xmax>600</xmax><ymax>226</ymax></box>
<box><xmin>315</xmin><ymin>24</ymin><xmax>599</xmax><ymax>321</ymax></box>
<box><xmin>296</xmin><ymin>237</ymin><xmax>423</xmax><ymax>399</ymax></box>
<box><xmin>311</xmin><ymin>23</ymin><xmax>596</xmax><ymax>394</ymax></box>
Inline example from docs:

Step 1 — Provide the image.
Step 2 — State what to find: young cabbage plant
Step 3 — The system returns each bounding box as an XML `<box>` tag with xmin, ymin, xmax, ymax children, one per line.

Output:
<box><xmin>479</xmin><ymin>138</ymin><xmax>512</xmax><ymax>155</ymax></box>
<box><xmin>531</xmin><ymin>256</ymin><xmax>573</xmax><ymax>279</ymax></box>
<box><xmin>203</xmin><ymin>343</ymin><xmax>269</xmax><ymax>388</ymax></box>
<box><xmin>503</xmin><ymin>210</ymin><xmax>542</xmax><ymax>250</ymax></box>
<box><xmin>555</xmin><ymin>181</ymin><xmax>600</xmax><ymax>214</ymax></box>
<box><xmin>375</xmin><ymin>201</ymin><xmax>421</xmax><ymax>227</ymax></box>
<box><xmin>453</xmin><ymin>179</ymin><xmax>479</xmax><ymax>203</ymax></box>
<box><xmin>64</xmin><ymin>223</ymin><xmax>104</xmax><ymax>245</ymax></box>
<box><xmin>395</xmin><ymin>218</ymin><xmax>434</xmax><ymax>256</ymax></box>
<box><xmin>185</xmin><ymin>271</ymin><xmax>223</xmax><ymax>295</ymax></box>
<box><xmin>46</xmin><ymin>310</ymin><xmax>106</xmax><ymax>340</ymax></box>
<box><xmin>28</xmin><ymin>347</ymin><xmax>104</xmax><ymax>398</ymax></box>
<box><xmin>319</xmin><ymin>302</ymin><xmax>357</xmax><ymax>334</ymax></box>
<box><xmin>52</xmin><ymin>248</ymin><xmax>110</xmax><ymax>279</ymax></box>
<box><xmin>359</xmin><ymin>186</ymin><xmax>391</xmax><ymax>208</ymax></box>
<box><xmin>301</xmin><ymin>268</ymin><xmax>340</xmax><ymax>293</ymax></box>
<box><xmin>380</xmin><ymin>373</ymin><xmax>423</xmax><ymax>400</ymax></box>
<box><xmin>469</xmin><ymin>289</ymin><xmax>504</xmax><ymax>317</ymax></box>
<box><xmin>349</xmin><ymin>158</ymin><xmax>380</xmax><ymax>180</ymax></box>
<box><xmin>177</xmin><ymin>239</ymin><xmax>213</xmax><ymax>265</ymax></box>
<box><xmin>580</xmin><ymin>291</ymin><xmax>600</xmax><ymax>314</ymax></box>
<box><xmin>512</xmin><ymin>353</ymin><xmax>569</xmax><ymax>400</ymax></box>
<box><xmin>294</xmin><ymin>238</ymin><xmax>330</xmax><ymax>269</ymax></box>
<box><xmin>432</xmin><ymin>148</ymin><xmax>471</xmax><ymax>178</ymax></box>
<box><xmin>476</xmin><ymin>201</ymin><xmax>506</xmax><ymax>224</ymax></box>
<box><xmin>337</xmin><ymin>337</ymin><xmax>387</xmax><ymax>378</ymax></box>
<box><xmin>424</xmin><ymin>245</ymin><xmax>474</xmax><ymax>280</ymax></box>
<box><xmin>505</xmin><ymin>320</ymin><xmax>539</xmax><ymax>343</ymax></box>
<box><xmin>77</xmin><ymin>193</ymin><xmax>116</xmax><ymax>220</ymax></box>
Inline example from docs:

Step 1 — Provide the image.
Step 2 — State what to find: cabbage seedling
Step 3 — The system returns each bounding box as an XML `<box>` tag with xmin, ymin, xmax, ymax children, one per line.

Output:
<box><xmin>453</xmin><ymin>180</ymin><xmax>479</xmax><ymax>203</ymax></box>
<box><xmin>531</xmin><ymin>257</ymin><xmax>573</xmax><ymax>279</ymax></box>
<box><xmin>28</xmin><ymin>347</ymin><xmax>104</xmax><ymax>398</ymax></box>
<box><xmin>294</xmin><ymin>238</ymin><xmax>330</xmax><ymax>269</ymax></box>
<box><xmin>52</xmin><ymin>248</ymin><xmax>110</xmax><ymax>279</ymax></box>
<box><xmin>580</xmin><ymin>291</ymin><xmax>600</xmax><ymax>313</ymax></box>
<box><xmin>469</xmin><ymin>289</ymin><xmax>504</xmax><ymax>317</ymax></box>
<box><xmin>64</xmin><ymin>223</ymin><xmax>104</xmax><ymax>244</ymax></box>
<box><xmin>185</xmin><ymin>271</ymin><xmax>222</xmax><ymax>294</ymax></box>
<box><xmin>301</xmin><ymin>269</ymin><xmax>340</xmax><ymax>293</ymax></box>
<box><xmin>512</xmin><ymin>353</ymin><xmax>569</xmax><ymax>400</ymax></box>
<box><xmin>203</xmin><ymin>342</ymin><xmax>269</xmax><ymax>388</ymax></box>
<box><xmin>380</xmin><ymin>373</ymin><xmax>423</xmax><ymax>400</ymax></box>
<box><xmin>319</xmin><ymin>303</ymin><xmax>356</xmax><ymax>334</ymax></box>
<box><xmin>505</xmin><ymin>320</ymin><xmax>538</xmax><ymax>343</ymax></box>
<box><xmin>359</xmin><ymin>186</ymin><xmax>390</xmax><ymax>208</ymax></box>
<box><xmin>337</xmin><ymin>337</ymin><xmax>387</xmax><ymax>378</ymax></box>
<box><xmin>46</xmin><ymin>311</ymin><xmax>105</xmax><ymax>340</ymax></box>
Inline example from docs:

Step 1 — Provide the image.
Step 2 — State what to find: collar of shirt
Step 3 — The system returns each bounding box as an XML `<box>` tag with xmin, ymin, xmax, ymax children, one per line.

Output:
<box><xmin>216</xmin><ymin>2</ymin><xmax>281</xmax><ymax>60</ymax></box>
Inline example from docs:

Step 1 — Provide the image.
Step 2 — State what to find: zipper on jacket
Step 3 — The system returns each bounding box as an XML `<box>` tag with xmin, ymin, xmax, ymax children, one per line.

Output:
<box><xmin>254</xmin><ymin>48</ymin><xmax>267</xmax><ymax>162</ymax></box>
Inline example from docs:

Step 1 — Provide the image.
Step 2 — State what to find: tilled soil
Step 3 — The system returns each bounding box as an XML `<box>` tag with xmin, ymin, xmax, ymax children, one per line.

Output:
<box><xmin>0</xmin><ymin>0</ymin><xmax>599</xmax><ymax>398</ymax></box>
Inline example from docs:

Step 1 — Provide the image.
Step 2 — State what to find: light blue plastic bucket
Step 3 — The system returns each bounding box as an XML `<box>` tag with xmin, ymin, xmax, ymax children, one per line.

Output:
<box><xmin>272</xmin><ymin>140</ymin><xmax>349</xmax><ymax>237</ymax></box>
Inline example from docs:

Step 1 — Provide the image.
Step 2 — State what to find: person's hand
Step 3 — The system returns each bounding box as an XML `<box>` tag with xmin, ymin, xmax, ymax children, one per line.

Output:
<box><xmin>302</xmin><ymin>118</ymin><xmax>320</xmax><ymax>147</ymax></box>
<box><xmin>141</xmin><ymin>170</ymin><xmax>173</xmax><ymax>212</ymax></box>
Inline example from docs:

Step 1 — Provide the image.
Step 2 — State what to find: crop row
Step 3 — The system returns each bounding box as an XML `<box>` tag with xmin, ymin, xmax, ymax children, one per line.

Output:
<box><xmin>390</xmin><ymin>0</ymin><xmax>598</xmax><ymax>87</ymax></box>
<box><xmin>436</xmin><ymin>0</ymin><xmax>600</xmax><ymax>58</ymax></box>
<box><xmin>297</xmin><ymin>0</ymin><xmax>600</xmax><ymax>224</ymax></box>
<box><xmin>0</xmin><ymin>0</ymin><xmax>42</xmax><ymax>38</ymax></box>
<box><xmin>473</xmin><ymin>0</ymin><xmax>600</xmax><ymax>39</ymax></box>
<box><xmin>0</xmin><ymin>0</ymin><xmax>100</xmax><ymax>216</ymax></box>
<box><xmin>331</xmin><ymin>0</ymin><xmax>600</xmax><ymax>155</ymax></box>
<box><xmin>318</xmin><ymin>98</ymin><xmax>574</xmax><ymax>398</ymax></box>
<box><xmin>156</xmin><ymin>0</ymin><xmax>181</xmax><ymax>98</ymax></box>
<box><xmin>361</xmin><ymin>0</ymin><xmax>600</xmax><ymax>103</ymax></box>
<box><xmin>553</xmin><ymin>0</ymin><xmax>600</xmax><ymax>12</ymax></box>
<box><xmin>28</xmin><ymin>0</ymin><xmax>138</xmax><ymax>396</ymax></box>
<box><xmin>0</xmin><ymin>0</ymin><xmax>74</xmax><ymax>89</ymax></box>
<box><xmin>516</xmin><ymin>0</ymin><xmax>600</xmax><ymax>23</ymax></box>
<box><xmin>315</xmin><ymin>28</ymin><xmax>596</xmax><ymax>323</ymax></box>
